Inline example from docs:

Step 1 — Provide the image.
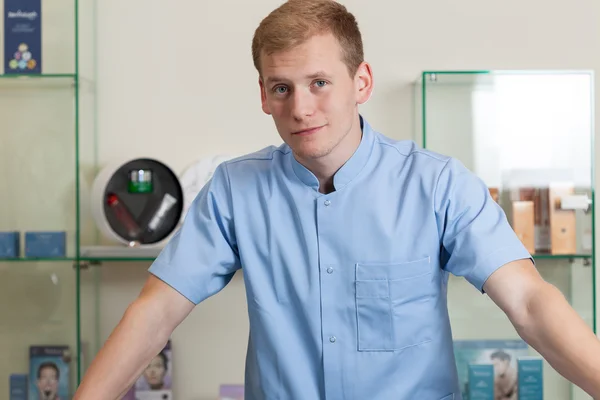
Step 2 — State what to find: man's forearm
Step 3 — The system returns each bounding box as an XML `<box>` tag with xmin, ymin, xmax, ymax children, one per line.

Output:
<box><xmin>74</xmin><ymin>299</ymin><xmax>171</xmax><ymax>400</ymax></box>
<box><xmin>517</xmin><ymin>282</ymin><xmax>600</xmax><ymax>398</ymax></box>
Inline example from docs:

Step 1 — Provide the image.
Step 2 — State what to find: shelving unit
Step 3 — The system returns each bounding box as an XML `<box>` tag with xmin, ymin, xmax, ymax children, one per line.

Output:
<box><xmin>416</xmin><ymin>70</ymin><xmax>595</xmax><ymax>400</ymax></box>
<box><xmin>0</xmin><ymin>0</ymin><xmax>83</xmax><ymax>397</ymax></box>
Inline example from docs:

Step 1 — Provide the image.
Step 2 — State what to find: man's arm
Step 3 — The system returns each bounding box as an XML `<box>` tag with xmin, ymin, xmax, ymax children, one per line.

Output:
<box><xmin>73</xmin><ymin>274</ymin><xmax>195</xmax><ymax>400</ymax></box>
<box><xmin>483</xmin><ymin>258</ymin><xmax>600</xmax><ymax>398</ymax></box>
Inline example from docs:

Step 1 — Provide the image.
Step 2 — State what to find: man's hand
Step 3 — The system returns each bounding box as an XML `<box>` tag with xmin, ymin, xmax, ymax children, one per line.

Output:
<box><xmin>483</xmin><ymin>258</ymin><xmax>600</xmax><ymax>399</ymax></box>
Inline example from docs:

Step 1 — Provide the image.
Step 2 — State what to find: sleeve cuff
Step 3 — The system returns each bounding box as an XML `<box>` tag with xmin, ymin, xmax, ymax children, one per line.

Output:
<box><xmin>466</xmin><ymin>245</ymin><xmax>534</xmax><ymax>293</ymax></box>
<box><xmin>149</xmin><ymin>262</ymin><xmax>202</xmax><ymax>305</ymax></box>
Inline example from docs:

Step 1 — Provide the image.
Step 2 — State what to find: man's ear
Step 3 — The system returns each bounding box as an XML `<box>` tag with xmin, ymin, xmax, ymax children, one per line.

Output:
<box><xmin>259</xmin><ymin>78</ymin><xmax>271</xmax><ymax>115</ymax></box>
<box><xmin>355</xmin><ymin>62</ymin><xmax>374</xmax><ymax>105</ymax></box>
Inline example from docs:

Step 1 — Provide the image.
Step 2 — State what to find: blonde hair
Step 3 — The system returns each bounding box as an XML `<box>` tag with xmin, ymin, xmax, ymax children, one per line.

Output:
<box><xmin>252</xmin><ymin>0</ymin><xmax>364</xmax><ymax>77</ymax></box>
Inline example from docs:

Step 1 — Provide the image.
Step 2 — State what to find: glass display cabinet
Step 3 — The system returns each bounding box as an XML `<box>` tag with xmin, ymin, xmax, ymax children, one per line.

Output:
<box><xmin>0</xmin><ymin>0</ymin><xmax>100</xmax><ymax>397</ymax></box>
<box><xmin>416</xmin><ymin>70</ymin><xmax>595</xmax><ymax>400</ymax></box>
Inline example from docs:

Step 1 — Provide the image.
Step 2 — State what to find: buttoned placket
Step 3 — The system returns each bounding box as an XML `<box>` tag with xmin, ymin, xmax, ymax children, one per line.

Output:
<box><xmin>316</xmin><ymin>195</ymin><xmax>346</xmax><ymax>400</ymax></box>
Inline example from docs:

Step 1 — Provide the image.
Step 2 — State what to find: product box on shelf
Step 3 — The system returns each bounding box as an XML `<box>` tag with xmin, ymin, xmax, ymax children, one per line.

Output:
<box><xmin>467</xmin><ymin>364</ymin><xmax>494</xmax><ymax>400</ymax></box>
<box><xmin>3</xmin><ymin>0</ymin><xmax>42</xmax><ymax>74</ymax></box>
<box><xmin>219</xmin><ymin>384</ymin><xmax>244</xmax><ymax>400</ymax></box>
<box><xmin>515</xmin><ymin>187</ymin><xmax>551</xmax><ymax>254</ymax></box>
<box><xmin>24</xmin><ymin>232</ymin><xmax>66</xmax><ymax>258</ymax></box>
<box><xmin>511</xmin><ymin>200</ymin><xmax>535</xmax><ymax>254</ymax></box>
<box><xmin>454</xmin><ymin>339</ymin><xmax>528</xmax><ymax>400</ymax></box>
<box><xmin>10</xmin><ymin>374</ymin><xmax>28</xmax><ymax>400</ymax></box>
<box><xmin>548</xmin><ymin>182</ymin><xmax>577</xmax><ymax>254</ymax></box>
<box><xmin>29</xmin><ymin>345</ymin><xmax>71</xmax><ymax>400</ymax></box>
<box><xmin>517</xmin><ymin>357</ymin><xmax>543</xmax><ymax>400</ymax></box>
<box><xmin>0</xmin><ymin>231</ymin><xmax>20</xmax><ymax>258</ymax></box>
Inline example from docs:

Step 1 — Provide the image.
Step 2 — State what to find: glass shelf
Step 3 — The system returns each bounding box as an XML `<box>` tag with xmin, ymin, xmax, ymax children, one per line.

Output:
<box><xmin>79</xmin><ymin>246</ymin><xmax>161</xmax><ymax>263</ymax></box>
<box><xmin>532</xmin><ymin>254</ymin><xmax>592</xmax><ymax>260</ymax></box>
<box><xmin>417</xmin><ymin>70</ymin><xmax>595</xmax><ymax>400</ymax></box>
<box><xmin>0</xmin><ymin>73</ymin><xmax>76</xmax><ymax>79</ymax></box>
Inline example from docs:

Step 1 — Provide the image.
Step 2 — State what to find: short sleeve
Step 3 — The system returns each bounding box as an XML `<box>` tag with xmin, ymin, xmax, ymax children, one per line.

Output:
<box><xmin>434</xmin><ymin>158</ymin><xmax>532</xmax><ymax>292</ymax></box>
<box><xmin>148</xmin><ymin>163</ymin><xmax>241</xmax><ymax>304</ymax></box>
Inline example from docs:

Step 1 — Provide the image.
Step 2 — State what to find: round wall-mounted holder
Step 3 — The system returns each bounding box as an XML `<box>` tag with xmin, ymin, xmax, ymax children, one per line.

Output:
<box><xmin>91</xmin><ymin>158</ymin><xmax>184</xmax><ymax>247</ymax></box>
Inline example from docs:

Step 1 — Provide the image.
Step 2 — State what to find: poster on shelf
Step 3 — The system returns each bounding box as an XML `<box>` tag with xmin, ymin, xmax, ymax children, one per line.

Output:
<box><xmin>453</xmin><ymin>339</ymin><xmax>529</xmax><ymax>400</ymax></box>
<box><xmin>4</xmin><ymin>0</ymin><xmax>42</xmax><ymax>74</ymax></box>
<box><xmin>123</xmin><ymin>340</ymin><xmax>173</xmax><ymax>400</ymax></box>
<box><xmin>28</xmin><ymin>345</ymin><xmax>71</xmax><ymax>400</ymax></box>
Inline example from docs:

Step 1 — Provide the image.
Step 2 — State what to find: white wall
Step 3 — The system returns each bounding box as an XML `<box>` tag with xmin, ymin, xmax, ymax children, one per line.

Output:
<box><xmin>83</xmin><ymin>0</ymin><xmax>600</xmax><ymax>399</ymax></box>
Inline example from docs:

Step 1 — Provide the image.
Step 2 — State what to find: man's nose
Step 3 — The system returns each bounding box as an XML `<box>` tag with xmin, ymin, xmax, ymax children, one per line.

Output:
<box><xmin>290</xmin><ymin>88</ymin><xmax>315</xmax><ymax>120</ymax></box>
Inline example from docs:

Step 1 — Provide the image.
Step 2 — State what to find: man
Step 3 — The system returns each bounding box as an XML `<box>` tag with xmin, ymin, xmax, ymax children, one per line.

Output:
<box><xmin>36</xmin><ymin>362</ymin><xmax>61</xmax><ymax>400</ymax></box>
<box><xmin>74</xmin><ymin>1</ymin><xmax>600</xmax><ymax>399</ymax></box>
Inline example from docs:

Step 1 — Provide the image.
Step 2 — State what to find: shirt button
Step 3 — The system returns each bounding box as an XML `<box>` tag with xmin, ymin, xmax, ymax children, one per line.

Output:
<box><xmin>324</xmin><ymin>200</ymin><xmax>331</xmax><ymax>206</ymax></box>
<box><xmin>326</xmin><ymin>267</ymin><xmax>334</xmax><ymax>274</ymax></box>
<box><xmin>329</xmin><ymin>336</ymin><xmax>336</xmax><ymax>343</ymax></box>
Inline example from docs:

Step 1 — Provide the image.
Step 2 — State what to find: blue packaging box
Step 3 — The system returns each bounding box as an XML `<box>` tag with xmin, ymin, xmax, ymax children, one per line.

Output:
<box><xmin>25</xmin><ymin>231</ymin><xmax>66</xmax><ymax>258</ymax></box>
<box><xmin>0</xmin><ymin>231</ymin><xmax>20</xmax><ymax>258</ymax></box>
<box><xmin>10</xmin><ymin>374</ymin><xmax>28</xmax><ymax>400</ymax></box>
<box><xmin>4</xmin><ymin>0</ymin><xmax>42</xmax><ymax>74</ymax></box>
<box><xmin>468</xmin><ymin>364</ymin><xmax>494</xmax><ymax>400</ymax></box>
<box><xmin>518</xmin><ymin>357</ymin><xmax>543</xmax><ymax>400</ymax></box>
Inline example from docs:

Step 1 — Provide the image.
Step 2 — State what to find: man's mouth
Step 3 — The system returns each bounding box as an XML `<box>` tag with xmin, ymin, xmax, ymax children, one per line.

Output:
<box><xmin>292</xmin><ymin>125</ymin><xmax>325</xmax><ymax>136</ymax></box>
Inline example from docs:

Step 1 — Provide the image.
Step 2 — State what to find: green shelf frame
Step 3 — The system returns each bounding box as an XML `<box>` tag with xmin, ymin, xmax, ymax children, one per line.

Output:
<box><xmin>0</xmin><ymin>257</ymin><xmax>78</xmax><ymax>262</ymax></box>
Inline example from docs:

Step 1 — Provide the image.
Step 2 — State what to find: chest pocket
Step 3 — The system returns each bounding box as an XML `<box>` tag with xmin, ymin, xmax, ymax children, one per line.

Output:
<box><xmin>355</xmin><ymin>256</ymin><xmax>436</xmax><ymax>351</ymax></box>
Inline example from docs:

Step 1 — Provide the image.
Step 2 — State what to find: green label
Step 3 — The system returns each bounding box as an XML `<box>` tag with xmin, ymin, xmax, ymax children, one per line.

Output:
<box><xmin>128</xmin><ymin>181</ymin><xmax>153</xmax><ymax>193</ymax></box>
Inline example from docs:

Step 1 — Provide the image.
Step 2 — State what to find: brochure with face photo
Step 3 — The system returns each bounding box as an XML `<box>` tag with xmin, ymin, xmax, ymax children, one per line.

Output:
<box><xmin>454</xmin><ymin>339</ymin><xmax>529</xmax><ymax>400</ymax></box>
<box><xmin>28</xmin><ymin>346</ymin><xmax>71</xmax><ymax>400</ymax></box>
<box><xmin>123</xmin><ymin>340</ymin><xmax>172</xmax><ymax>400</ymax></box>
<box><xmin>219</xmin><ymin>384</ymin><xmax>244</xmax><ymax>400</ymax></box>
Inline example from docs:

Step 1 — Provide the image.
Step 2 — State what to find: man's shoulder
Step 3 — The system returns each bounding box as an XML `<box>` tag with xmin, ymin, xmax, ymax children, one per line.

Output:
<box><xmin>225</xmin><ymin>143</ymin><xmax>289</xmax><ymax>166</ymax></box>
<box><xmin>375</xmin><ymin>132</ymin><xmax>452</xmax><ymax>171</ymax></box>
<box><xmin>220</xmin><ymin>143</ymin><xmax>289</xmax><ymax>181</ymax></box>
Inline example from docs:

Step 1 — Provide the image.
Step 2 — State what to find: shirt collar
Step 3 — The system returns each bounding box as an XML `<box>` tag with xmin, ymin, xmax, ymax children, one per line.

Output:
<box><xmin>289</xmin><ymin>115</ymin><xmax>375</xmax><ymax>191</ymax></box>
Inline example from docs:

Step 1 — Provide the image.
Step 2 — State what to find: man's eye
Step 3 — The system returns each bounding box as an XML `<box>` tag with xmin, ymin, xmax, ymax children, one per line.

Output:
<box><xmin>274</xmin><ymin>86</ymin><xmax>288</xmax><ymax>94</ymax></box>
<box><xmin>315</xmin><ymin>80</ymin><xmax>327</xmax><ymax>87</ymax></box>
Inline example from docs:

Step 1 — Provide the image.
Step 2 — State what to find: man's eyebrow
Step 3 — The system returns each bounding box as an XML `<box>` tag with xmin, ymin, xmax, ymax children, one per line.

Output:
<box><xmin>265</xmin><ymin>76</ymin><xmax>287</xmax><ymax>85</ymax></box>
<box><xmin>264</xmin><ymin>71</ymin><xmax>332</xmax><ymax>85</ymax></box>
<box><xmin>306</xmin><ymin>71</ymin><xmax>332</xmax><ymax>80</ymax></box>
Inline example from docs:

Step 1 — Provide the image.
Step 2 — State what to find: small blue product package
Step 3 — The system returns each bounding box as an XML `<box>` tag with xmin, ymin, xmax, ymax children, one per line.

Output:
<box><xmin>518</xmin><ymin>357</ymin><xmax>543</xmax><ymax>400</ymax></box>
<box><xmin>25</xmin><ymin>231</ymin><xmax>66</xmax><ymax>258</ymax></box>
<box><xmin>9</xmin><ymin>374</ymin><xmax>28</xmax><ymax>400</ymax></box>
<box><xmin>468</xmin><ymin>364</ymin><xmax>494</xmax><ymax>400</ymax></box>
<box><xmin>0</xmin><ymin>231</ymin><xmax>20</xmax><ymax>258</ymax></box>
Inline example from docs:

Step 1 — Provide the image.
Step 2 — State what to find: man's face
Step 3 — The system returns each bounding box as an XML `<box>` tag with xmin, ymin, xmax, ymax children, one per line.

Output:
<box><xmin>259</xmin><ymin>32</ymin><xmax>372</xmax><ymax>162</ymax></box>
<box><xmin>37</xmin><ymin>367</ymin><xmax>58</xmax><ymax>399</ymax></box>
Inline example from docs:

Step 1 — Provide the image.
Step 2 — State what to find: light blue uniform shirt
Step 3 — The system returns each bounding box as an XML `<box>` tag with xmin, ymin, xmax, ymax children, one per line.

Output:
<box><xmin>149</xmin><ymin>117</ymin><xmax>531</xmax><ymax>400</ymax></box>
